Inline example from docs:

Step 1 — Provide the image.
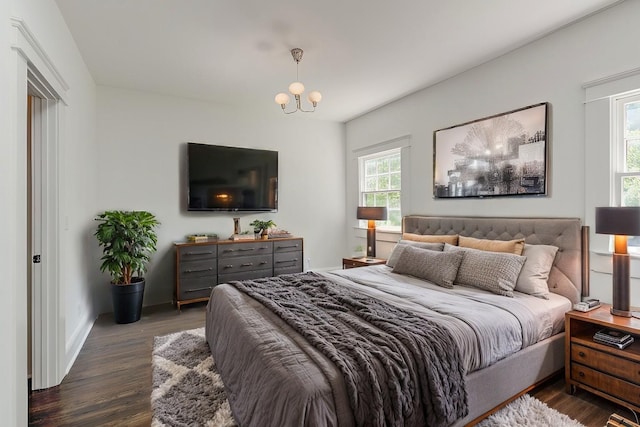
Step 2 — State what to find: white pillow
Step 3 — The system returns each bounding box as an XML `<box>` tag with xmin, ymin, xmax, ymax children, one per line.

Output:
<box><xmin>515</xmin><ymin>244</ymin><xmax>558</xmax><ymax>299</ymax></box>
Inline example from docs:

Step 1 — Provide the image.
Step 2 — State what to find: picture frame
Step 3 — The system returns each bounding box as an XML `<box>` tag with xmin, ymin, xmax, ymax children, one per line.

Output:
<box><xmin>433</xmin><ymin>102</ymin><xmax>548</xmax><ymax>199</ymax></box>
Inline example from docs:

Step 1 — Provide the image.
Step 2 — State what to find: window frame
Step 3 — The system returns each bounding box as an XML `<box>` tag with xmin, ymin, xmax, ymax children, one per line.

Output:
<box><xmin>613</xmin><ymin>92</ymin><xmax>640</xmax><ymax>208</ymax></box>
<box><xmin>612</xmin><ymin>92</ymin><xmax>640</xmax><ymax>253</ymax></box>
<box><xmin>358</xmin><ymin>148</ymin><xmax>402</xmax><ymax>230</ymax></box>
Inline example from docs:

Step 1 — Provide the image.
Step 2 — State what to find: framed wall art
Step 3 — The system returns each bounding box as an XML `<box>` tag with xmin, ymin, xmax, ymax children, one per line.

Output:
<box><xmin>433</xmin><ymin>102</ymin><xmax>548</xmax><ymax>199</ymax></box>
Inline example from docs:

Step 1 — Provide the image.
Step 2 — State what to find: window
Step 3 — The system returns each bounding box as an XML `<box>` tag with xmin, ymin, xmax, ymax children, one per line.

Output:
<box><xmin>359</xmin><ymin>148</ymin><xmax>401</xmax><ymax>229</ymax></box>
<box><xmin>614</xmin><ymin>92</ymin><xmax>640</xmax><ymax>249</ymax></box>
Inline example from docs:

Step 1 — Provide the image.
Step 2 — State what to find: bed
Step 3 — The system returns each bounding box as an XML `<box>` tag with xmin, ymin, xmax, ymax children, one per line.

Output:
<box><xmin>205</xmin><ymin>216</ymin><xmax>589</xmax><ymax>426</ymax></box>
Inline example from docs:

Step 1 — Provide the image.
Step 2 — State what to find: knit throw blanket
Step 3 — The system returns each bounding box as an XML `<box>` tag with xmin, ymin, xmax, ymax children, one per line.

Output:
<box><xmin>228</xmin><ymin>272</ymin><xmax>468</xmax><ymax>427</ymax></box>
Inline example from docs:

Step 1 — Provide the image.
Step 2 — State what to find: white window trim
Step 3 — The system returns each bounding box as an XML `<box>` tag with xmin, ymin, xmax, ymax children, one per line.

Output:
<box><xmin>353</xmin><ymin>136</ymin><xmax>411</xmax><ymax>232</ymax></box>
<box><xmin>584</xmin><ymin>68</ymin><xmax>640</xmax><ymax>276</ymax></box>
<box><xmin>613</xmin><ymin>92</ymin><xmax>640</xmax><ymax>207</ymax></box>
<box><xmin>358</xmin><ymin>148</ymin><xmax>401</xmax><ymax>229</ymax></box>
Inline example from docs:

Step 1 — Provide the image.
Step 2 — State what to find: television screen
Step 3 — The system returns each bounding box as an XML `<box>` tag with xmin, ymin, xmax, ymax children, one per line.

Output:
<box><xmin>187</xmin><ymin>143</ymin><xmax>278</xmax><ymax>212</ymax></box>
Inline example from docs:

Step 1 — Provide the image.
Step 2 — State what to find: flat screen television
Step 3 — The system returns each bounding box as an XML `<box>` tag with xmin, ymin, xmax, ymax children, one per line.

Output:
<box><xmin>186</xmin><ymin>143</ymin><xmax>278</xmax><ymax>212</ymax></box>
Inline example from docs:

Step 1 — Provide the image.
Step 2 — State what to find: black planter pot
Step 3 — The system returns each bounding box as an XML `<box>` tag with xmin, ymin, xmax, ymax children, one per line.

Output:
<box><xmin>111</xmin><ymin>277</ymin><xmax>145</xmax><ymax>324</ymax></box>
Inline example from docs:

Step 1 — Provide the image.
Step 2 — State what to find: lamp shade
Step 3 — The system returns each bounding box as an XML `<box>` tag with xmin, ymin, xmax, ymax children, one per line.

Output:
<box><xmin>596</xmin><ymin>207</ymin><xmax>640</xmax><ymax>236</ymax></box>
<box><xmin>357</xmin><ymin>207</ymin><xmax>387</xmax><ymax>221</ymax></box>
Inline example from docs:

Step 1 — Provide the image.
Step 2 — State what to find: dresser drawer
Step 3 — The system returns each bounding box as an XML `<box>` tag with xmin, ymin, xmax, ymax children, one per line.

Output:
<box><xmin>274</xmin><ymin>251</ymin><xmax>302</xmax><ymax>275</ymax></box>
<box><xmin>273</xmin><ymin>239</ymin><xmax>303</xmax><ymax>254</ymax></box>
<box><xmin>178</xmin><ymin>244</ymin><xmax>217</xmax><ymax>261</ymax></box>
<box><xmin>218</xmin><ymin>269</ymin><xmax>274</xmax><ymax>284</ymax></box>
<box><xmin>178</xmin><ymin>259</ymin><xmax>217</xmax><ymax>279</ymax></box>
<box><xmin>178</xmin><ymin>277</ymin><xmax>216</xmax><ymax>300</ymax></box>
<box><xmin>572</xmin><ymin>363</ymin><xmax>640</xmax><ymax>406</ymax></box>
<box><xmin>218</xmin><ymin>254</ymin><xmax>272</xmax><ymax>274</ymax></box>
<box><xmin>218</xmin><ymin>242</ymin><xmax>272</xmax><ymax>258</ymax></box>
<box><xmin>572</xmin><ymin>343</ymin><xmax>640</xmax><ymax>384</ymax></box>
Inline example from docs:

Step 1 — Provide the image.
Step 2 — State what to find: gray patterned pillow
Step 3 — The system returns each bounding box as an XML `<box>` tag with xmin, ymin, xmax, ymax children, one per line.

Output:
<box><xmin>392</xmin><ymin>245</ymin><xmax>463</xmax><ymax>288</ymax></box>
<box><xmin>444</xmin><ymin>244</ymin><xmax>526</xmax><ymax>297</ymax></box>
<box><xmin>386</xmin><ymin>240</ymin><xmax>445</xmax><ymax>268</ymax></box>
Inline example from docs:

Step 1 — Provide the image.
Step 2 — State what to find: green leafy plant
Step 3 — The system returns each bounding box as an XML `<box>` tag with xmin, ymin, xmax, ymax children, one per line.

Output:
<box><xmin>249</xmin><ymin>219</ymin><xmax>276</xmax><ymax>234</ymax></box>
<box><xmin>94</xmin><ymin>210</ymin><xmax>160</xmax><ymax>284</ymax></box>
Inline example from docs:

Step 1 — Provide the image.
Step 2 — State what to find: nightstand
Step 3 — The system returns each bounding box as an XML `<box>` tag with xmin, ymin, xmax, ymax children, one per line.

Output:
<box><xmin>342</xmin><ymin>257</ymin><xmax>387</xmax><ymax>269</ymax></box>
<box><xmin>565</xmin><ymin>304</ymin><xmax>640</xmax><ymax>412</ymax></box>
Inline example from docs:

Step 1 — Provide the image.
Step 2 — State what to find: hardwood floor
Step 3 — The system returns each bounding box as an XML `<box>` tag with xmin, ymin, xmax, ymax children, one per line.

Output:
<box><xmin>29</xmin><ymin>303</ymin><xmax>207</xmax><ymax>426</ymax></box>
<box><xmin>28</xmin><ymin>302</ymin><xmax>636</xmax><ymax>426</ymax></box>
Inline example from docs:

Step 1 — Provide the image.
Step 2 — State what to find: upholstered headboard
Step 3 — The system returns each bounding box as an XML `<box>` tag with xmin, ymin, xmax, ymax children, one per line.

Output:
<box><xmin>402</xmin><ymin>216</ymin><xmax>588</xmax><ymax>304</ymax></box>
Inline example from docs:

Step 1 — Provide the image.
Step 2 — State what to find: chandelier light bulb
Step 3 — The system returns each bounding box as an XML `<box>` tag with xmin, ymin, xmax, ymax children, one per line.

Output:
<box><xmin>308</xmin><ymin>91</ymin><xmax>322</xmax><ymax>105</ymax></box>
<box><xmin>288</xmin><ymin>81</ymin><xmax>305</xmax><ymax>96</ymax></box>
<box><xmin>275</xmin><ymin>92</ymin><xmax>290</xmax><ymax>106</ymax></box>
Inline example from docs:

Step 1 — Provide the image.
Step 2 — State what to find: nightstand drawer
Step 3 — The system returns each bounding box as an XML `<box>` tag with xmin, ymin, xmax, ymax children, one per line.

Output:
<box><xmin>572</xmin><ymin>343</ymin><xmax>640</xmax><ymax>384</ymax></box>
<box><xmin>572</xmin><ymin>363</ymin><xmax>640</xmax><ymax>407</ymax></box>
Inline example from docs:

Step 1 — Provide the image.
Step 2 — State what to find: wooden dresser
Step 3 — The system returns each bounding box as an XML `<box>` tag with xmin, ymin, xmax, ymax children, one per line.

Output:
<box><xmin>565</xmin><ymin>304</ymin><xmax>640</xmax><ymax>412</ymax></box>
<box><xmin>174</xmin><ymin>237</ymin><xmax>303</xmax><ymax>309</ymax></box>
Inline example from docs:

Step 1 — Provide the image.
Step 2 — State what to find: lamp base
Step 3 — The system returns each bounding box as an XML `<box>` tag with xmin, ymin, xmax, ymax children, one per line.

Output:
<box><xmin>611</xmin><ymin>307</ymin><xmax>633</xmax><ymax>318</ymax></box>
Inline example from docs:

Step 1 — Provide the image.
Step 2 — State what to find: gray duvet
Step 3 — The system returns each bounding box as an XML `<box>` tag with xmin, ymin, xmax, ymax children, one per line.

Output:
<box><xmin>206</xmin><ymin>266</ymin><xmax>569</xmax><ymax>427</ymax></box>
<box><xmin>226</xmin><ymin>272</ymin><xmax>467</xmax><ymax>427</ymax></box>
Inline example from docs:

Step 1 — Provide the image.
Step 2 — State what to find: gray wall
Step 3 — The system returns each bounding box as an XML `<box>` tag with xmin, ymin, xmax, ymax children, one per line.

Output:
<box><xmin>345</xmin><ymin>1</ymin><xmax>640</xmax><ymax>306</ymax></box>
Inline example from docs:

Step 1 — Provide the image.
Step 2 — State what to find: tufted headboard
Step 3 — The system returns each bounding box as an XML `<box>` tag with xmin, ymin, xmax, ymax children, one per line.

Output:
<box><xmin>402</xmin><ymin>216</ymin><xmax>588</xmax><ymax>304</ymax></box>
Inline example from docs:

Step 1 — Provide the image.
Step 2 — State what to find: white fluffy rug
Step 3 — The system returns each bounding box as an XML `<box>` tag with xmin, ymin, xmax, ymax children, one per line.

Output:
<box><xmin>152</xmin><ymin>327</ymin><xmax>584</xmax><ymax>427</ymax></box>
<box><xmin>477</xmin><ymin>394</ymin><xmax>585</xmax><ymax>427</ymax></box>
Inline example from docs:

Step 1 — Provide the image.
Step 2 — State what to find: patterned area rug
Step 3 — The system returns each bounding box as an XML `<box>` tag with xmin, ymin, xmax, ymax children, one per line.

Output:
<box><xmin>151</xmin><ymin>328</ymin><xmax>236</xmax><ymax>427</ymax></box>
<box><xmin>151</xmin><ymin>328</ymin><xmax>584</xmax><ymax>427</ymax></box>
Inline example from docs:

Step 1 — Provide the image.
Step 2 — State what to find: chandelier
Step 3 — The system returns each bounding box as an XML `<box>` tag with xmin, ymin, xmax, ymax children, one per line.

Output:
<box><xmin>274</xmin><ymin>48</ymin><xmax>322</xmax><ymax>114</ymax></box>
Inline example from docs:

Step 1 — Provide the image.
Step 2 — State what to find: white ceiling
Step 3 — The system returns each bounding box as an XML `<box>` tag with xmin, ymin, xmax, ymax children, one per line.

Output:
<box><xmin>55</xmin><ymin>0</ymin><xmax>621</xmax><ymax>122</ymax></box>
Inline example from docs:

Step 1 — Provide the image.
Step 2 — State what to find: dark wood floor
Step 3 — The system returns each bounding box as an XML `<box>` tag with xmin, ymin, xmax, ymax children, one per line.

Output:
<box><xmin>28</xmin><ymin>302</ymin><xmax>636</xmax><ymax>426</ymax></box>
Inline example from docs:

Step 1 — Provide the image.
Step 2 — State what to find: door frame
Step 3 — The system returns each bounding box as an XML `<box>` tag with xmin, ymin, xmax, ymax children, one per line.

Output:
<box><xmin>11</xmin><ymin>18</ymin><xmax>68</xmax><ymax>391</ymax></box>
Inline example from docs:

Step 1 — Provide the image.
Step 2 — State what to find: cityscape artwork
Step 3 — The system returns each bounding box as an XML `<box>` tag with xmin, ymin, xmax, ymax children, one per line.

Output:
<box><xmin>433</xmin><ymin>102</ymin><xmax>548</xmax><ymax>199</ymax></box>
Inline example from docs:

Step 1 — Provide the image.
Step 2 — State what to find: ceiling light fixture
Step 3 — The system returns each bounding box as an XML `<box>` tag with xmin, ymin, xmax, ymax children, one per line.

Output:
<box><xmin>274</xmin><ymin>48</ymin><xmax>322</xmax><ymax>114</ymax></box>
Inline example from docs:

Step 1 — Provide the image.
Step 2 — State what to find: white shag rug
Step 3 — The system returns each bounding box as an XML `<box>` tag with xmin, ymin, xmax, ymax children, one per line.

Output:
<box><xmin>152</xmin><ymin>327</ymin><xmax>584</xmax><ymax>427</ymax></box>
<box><xmin>477</xmin><ymin>394</ymin><xmax>585</xmax><ymax>427</ymax></box>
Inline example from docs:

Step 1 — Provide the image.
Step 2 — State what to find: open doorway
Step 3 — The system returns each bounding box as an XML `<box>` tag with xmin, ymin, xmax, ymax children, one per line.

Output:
<box><xmin>26</xmin><ymin>74</ymin><xmax>63</xmax><ymax>391</ymax></box>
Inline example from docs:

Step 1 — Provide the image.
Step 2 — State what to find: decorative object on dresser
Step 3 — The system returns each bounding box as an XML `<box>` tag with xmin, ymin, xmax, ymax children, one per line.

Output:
<box><xmin>342</xmin><ymin>257</ymin><xmax>386</xmax><ymax>269</ymax></box>
<box><xmin>174</xmin><ymin>237</ymin><xmax>303</xmax><ymax>310</ymax></box>
<box><xmin>94</xmin><ymin>210</ymin><xmax>160</xmax><ymax>324</ymax></box>
<box><xmin>186</xmin><ymin>234</ymin><xmax>217</xmax><ymax>243</ymax></box>
<box><xmin>249</xmin><ymin>219</ymin><xmax>276</xmax><ymax>240</ymax></box>
<box><xmin>356</xmin><ymin>206</ymin><xmax>387</xmax><ymax>258</ymax></box>
<box><xmin>565</xmin><ymin>304</ymin><xmax>640</xmax><ymax>413</ymax></box>
<box><xmin>595</xmin><ymin>206</ymin><xmax>640</xmax><ymax>317</ymax></box>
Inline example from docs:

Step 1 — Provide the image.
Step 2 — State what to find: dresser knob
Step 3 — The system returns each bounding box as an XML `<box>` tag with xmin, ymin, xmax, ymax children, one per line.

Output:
<box><xmin>579</xmin><ymin>371</ymin><xmax>585</xmax><ymax>378</ymax></box>
<box><xmin>578</xmin><ymin>351</ymin><xmax>585</xmax><ymax>358</ymax></box>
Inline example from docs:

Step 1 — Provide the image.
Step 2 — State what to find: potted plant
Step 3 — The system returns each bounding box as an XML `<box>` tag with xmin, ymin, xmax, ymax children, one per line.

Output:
<box><xmin>249</xmin><ymin>219</ymin><xmax>276</xmax><ymax>240</ymax></box>
<box><xmin>94</xmin><ymin>210</ymin><xmax>160</xmax><ymax>324</ymax></box>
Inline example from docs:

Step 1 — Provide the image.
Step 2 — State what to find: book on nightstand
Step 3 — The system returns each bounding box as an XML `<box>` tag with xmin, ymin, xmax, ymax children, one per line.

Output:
<box><xmin>608</xmin><ymin>413</ymin><xmax>640</xmax><ymax>427</ymax></box>
<box><xmin>594</xmin><ymin>328</ymin><xmax>634</xmax><ymax>349</ymax></box>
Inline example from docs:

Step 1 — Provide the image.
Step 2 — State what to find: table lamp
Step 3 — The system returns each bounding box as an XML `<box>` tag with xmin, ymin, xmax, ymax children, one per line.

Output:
<box><xmin>595</xmin><ymin>206</ymin><xmax>640</xmax><ymax>317</ymax></box>
<box><xmin>357</xmin><ymin>207</ymin><xmax>387</xmax><ymax>258</ymax></box>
